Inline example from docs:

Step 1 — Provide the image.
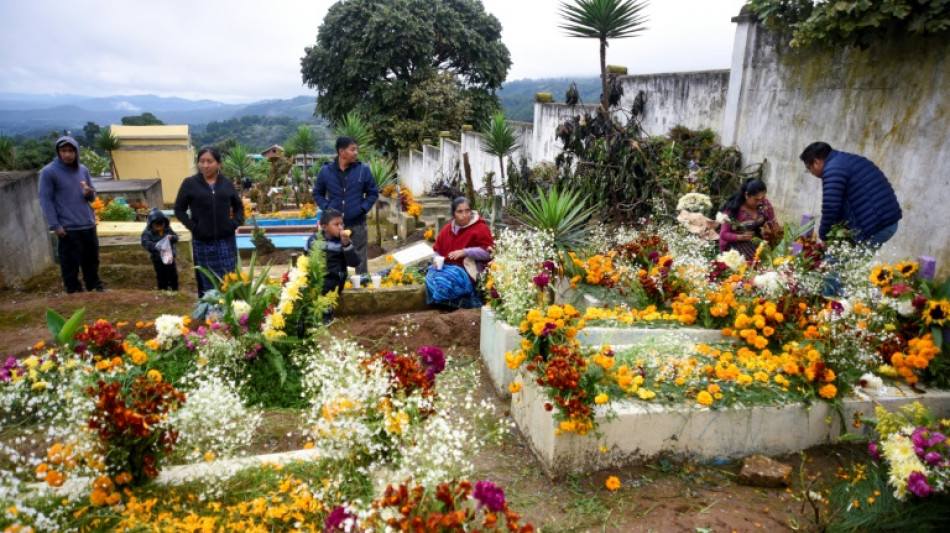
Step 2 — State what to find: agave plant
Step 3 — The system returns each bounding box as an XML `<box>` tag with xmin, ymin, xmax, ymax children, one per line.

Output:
<box><xmin>513</xmin><ymin>186</ymin><xmax>595</xmax><ymax>253</ymax></box>
<box><xmin>559</xmin><ymin>0</ymin><xmax>649</xmax><ymax>112</ymax></box>
<box><xmin>368</xmin><ymin>156</ymin><xmax>398</xmax><ymax>246</ymax></box>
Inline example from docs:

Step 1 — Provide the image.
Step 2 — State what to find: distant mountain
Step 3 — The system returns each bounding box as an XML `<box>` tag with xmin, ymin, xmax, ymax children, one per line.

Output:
<box><xmin>0</xmin><ymin>94</ymin><xmax>318</xmax><ymax>136</ymax></box>
<box><xmin>498</xmin><ymin>76</ymin><xmax>601</xmax><ymax>122</ymax></box>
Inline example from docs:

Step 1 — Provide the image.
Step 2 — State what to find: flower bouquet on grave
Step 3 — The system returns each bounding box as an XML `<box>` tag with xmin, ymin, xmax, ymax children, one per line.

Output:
<box><xmin>826</xmin><ymin>402</ymin><xmax>950</xmax><ymax>531</ymax></box>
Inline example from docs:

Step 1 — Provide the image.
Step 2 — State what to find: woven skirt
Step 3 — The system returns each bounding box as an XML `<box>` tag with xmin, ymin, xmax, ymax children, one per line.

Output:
<box><xmin>192</xmin><ymin>238</ymin><xmax>237</xmax><ymax>297</ymax></box>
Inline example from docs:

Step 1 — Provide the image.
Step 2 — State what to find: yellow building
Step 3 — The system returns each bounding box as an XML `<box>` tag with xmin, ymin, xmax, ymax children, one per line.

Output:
<box><xmin>110</xmin><ymin>125</ymin><xmax>196</xmax><ymax>207</ymax></box>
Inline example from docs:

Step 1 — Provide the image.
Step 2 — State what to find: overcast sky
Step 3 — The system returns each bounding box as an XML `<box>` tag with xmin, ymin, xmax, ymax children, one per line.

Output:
<box><xmin>0</xmin><ymin>0</ymin><xmax>747</xmax><ymax>103</ymax></box>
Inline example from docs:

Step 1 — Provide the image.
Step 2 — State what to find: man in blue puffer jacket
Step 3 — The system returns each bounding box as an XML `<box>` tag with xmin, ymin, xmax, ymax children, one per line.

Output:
<box><xmin>312</xmin><ymin>136</ymin><xmax>379</xmax><ymax>274</ymax></box>
<box><xmin>800</xmin><ymin>142</ymin><xmax>902</xmax><ymax>247</ymax></box>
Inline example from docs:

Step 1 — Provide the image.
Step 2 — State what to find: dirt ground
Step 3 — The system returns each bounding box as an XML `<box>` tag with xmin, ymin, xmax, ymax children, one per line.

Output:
<box><xmin>0</xmin><ymin>249</ymin><xmax>853</xmax><ymax>532</ymax></box>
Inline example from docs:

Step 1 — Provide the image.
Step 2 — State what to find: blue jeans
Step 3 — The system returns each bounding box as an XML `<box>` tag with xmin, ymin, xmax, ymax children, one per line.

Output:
<box><xmin>822</xmin><ymin>222</ymin><xmax>899</xmax><ymax>298</ymax></box>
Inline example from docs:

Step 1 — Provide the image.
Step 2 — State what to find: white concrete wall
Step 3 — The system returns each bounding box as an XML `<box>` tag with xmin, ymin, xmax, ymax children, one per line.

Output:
<box><xmin>420</xmin><ymin>144</ymin><xmax>441</xmax><ymax>196</ymax></box>
<box><xmin>397</xmin><ymin>153</ymin><xmax>411</xmax><ymax>191</ymax></box>
<box><xmin>510</xmin><ymin>120</ymin><xmax>535</xmax><ymax>164</ymax></box>
<box><xmin>407</xmin><ymin>150</ymin><xmax>424</xmax><ymax>196</ymax></box>
<box><xmin>439</xmin><ymin>138</ymin><xmax>461</xmax><ymax>186</ymax></box>
<box><xmin>616</xmin><ymin>70</ymin><xmax>730</xmax><ymax>137</ymax></box>
<box><xmin>532</xmin><ymin>103</ymin><xmax>600</xmax><ymax>164</ymax></box>
<box><xmin>461</xmin><ymin>130</ymin><xmax>494</xmax><ymax>194</ymax></box>
<box><xmin>728</xmin><ymin>19</ymin><xmax>950</xmax><ymax>275</ymax></box>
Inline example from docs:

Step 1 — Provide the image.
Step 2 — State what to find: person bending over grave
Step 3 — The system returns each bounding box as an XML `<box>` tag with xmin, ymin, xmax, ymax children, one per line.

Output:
<box><xmin>426</xmin><ymin>197</ymin><xmax>494</xmax><ymax>310</ymax></box>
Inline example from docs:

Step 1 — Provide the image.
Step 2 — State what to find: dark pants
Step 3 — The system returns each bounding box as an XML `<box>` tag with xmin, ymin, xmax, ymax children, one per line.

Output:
<box><xmin>151</xmin><ymin>259</ymin><xmax>179</xmax><ymax>291</ymax></box>
<box><xmin>58</xmin><ymin>227</ymin><xmax>103</xmax><ymax>293</ymax></box>
<box><xmin>321</xmin><ymin>273</ymin><xmax>346</xmax><ymax>323</ymax></box>
<box><xmin>349</xmin><ymin>223</ymin><xmax>369</xmax><ymax>274</ymax></box>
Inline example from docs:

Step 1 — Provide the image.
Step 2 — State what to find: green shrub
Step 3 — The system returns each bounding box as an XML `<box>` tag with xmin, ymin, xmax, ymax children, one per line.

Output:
<box><xmin>99</xmin><ymin>200</ymin><xmax>136</xmax><ymax>221</ymax></box>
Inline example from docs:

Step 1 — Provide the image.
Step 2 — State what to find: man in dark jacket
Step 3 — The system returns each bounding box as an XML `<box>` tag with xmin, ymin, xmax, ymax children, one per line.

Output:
<box><xmin>312</xmin><ymin>136</ymin><xmax>379</xmax><ymax>274</ymax></box>
<box><xmin>800</xmin><ymin>142</ymin><xmax>902</xmax><ymax>247</ymax></box>
<box><xmin>38</xmin><ymin>136</ymin><xmax>105</xmax><ymax>293</ymax></box>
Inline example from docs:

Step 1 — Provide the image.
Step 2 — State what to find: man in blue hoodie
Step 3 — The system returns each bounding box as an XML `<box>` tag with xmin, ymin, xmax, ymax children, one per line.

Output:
<box><xmin>312</xmin><ymin>136</ymin><xmax>379</xmax><ymax>274</ymax></box>
<box><xmin>38</xmin><ymin>136</ymin><xmax>105</xmax><ymax>293</ymax></box>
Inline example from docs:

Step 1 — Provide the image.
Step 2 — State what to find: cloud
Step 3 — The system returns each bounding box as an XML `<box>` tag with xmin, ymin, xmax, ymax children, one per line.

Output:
<box><xmin>0</xmin><ymin>0</ymin><xmax>746</xmax><ymax>103</ymax></box>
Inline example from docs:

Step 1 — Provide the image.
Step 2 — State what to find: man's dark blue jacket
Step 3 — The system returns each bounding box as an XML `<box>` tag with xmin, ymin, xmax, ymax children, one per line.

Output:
<box><xmin>819</xmin><ymin>149</ymin><xmax>902</xmax><ymax>241</ymax></box>
<box><xmin>311</xmin><ymin>158</ymin><xmax>379</xmax><ymax>226</ymax></box>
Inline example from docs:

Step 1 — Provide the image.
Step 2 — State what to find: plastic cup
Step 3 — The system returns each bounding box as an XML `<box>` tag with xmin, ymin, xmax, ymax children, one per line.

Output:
<box><xmin>433</xmin><ymin>256</ymin><xmax>445</xmax><ymax>270</ymax></box>
<box><xmin>371</xmin><ymin>274</ymin><xmax>381</xmax><ymax>289</ymax></box>
<box><xmin>350</xmin><ymin>275</ymin><xmax>361</xmax><ymax>289</ymax></box>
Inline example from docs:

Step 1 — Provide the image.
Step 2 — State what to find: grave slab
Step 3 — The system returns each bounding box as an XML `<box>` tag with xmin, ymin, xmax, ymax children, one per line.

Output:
<box><xmin>511</xmin><ymin>376</ymin><xmax>950</xmax><ymax>478</ymax></box>
<box><xmin>480</xmin><ymin>306</ymin><xmax>725</xmax><ymax>398</ymax></box>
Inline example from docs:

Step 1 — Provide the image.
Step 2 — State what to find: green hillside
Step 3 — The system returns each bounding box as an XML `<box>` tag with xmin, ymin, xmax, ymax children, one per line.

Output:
<box><xmin>498</xmin><ymin>77</ymin><xmax>601</xmax><ymax>122</ymax></box>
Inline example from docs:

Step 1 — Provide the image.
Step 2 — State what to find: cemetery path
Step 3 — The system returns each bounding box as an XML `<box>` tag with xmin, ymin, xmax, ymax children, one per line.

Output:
<box><xmin>1</xmin><ymin>266</ymin><xmax>856</xmax><ymax>531</ymax></box>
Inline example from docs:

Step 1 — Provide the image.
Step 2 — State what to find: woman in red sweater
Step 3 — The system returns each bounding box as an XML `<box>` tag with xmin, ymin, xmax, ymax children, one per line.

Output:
<box><xmin>427</xmin><ymin>197</ymin><xmax>494</xmax><ymax>309</ymax></box>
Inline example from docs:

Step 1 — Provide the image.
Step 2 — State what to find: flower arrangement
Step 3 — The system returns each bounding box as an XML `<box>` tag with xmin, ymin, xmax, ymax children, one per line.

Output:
<box><xmin>824</xmin><ymin>402</ymin><xmax>950</xmax><ymax>530</ymax></box>
<box><xmin>676</xmin><ymin>192</ymin><xmax>712</xmax><ymax>214</ymax></box>
<box><xmin>485</xmin><ymin>228</ymin><xmax>556</xmax><ymax>326</ymax></box>
<box><xmin>362</xmin><ymin>479</ymin><xmax>534</xmax><ymax>532</ymax></box>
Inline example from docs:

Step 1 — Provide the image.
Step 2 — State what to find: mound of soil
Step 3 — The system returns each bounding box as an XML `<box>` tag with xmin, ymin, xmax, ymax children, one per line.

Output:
<box><xmin>334</xmin><ymin>308</ymin><xmax>481</xmax><ymax>355</ymax></box>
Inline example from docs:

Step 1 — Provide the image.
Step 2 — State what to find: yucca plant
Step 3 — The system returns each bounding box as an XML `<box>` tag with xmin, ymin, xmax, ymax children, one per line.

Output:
<box><xmin>513</xmin><ymin>186</ymin><xmax>595</xmax><ymax>254</ymax></box>
<box><xmin>368</xmin><ymin>156</ymin><xmax>398</xmax><ymax>246</ymax></box>
<box><xmin>334</xmin><ymin>112</ymin><xmax>378</xmax><ymax>159</ymax></box>
<box><xmin>480</xmin><ymin>112</ymin><xmax>520</xmax><ymax>206</ymax></box>
<box><xmin>95</xmin><ymin>128</ymin><xmax>121</xmax><ymax>178</ymax></box>
<box><xmin>223</xmin><ymin>144</ymin><xmax>255</xmax><ymax>187</ymax></box>
<box><xmin>286</xmin><ymin>125</ymin><xmax>318</xmax><ymax>188</ymax></box>
<box><xmin>559</xmin><ymin>0</ymin><xmax>649</xmax><ymax>112</ymax></box>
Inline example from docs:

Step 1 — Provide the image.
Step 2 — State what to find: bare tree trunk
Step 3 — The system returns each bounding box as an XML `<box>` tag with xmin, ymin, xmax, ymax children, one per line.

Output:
<box><xmin>600</xmin><ymin>39</ymin><xmax>608</xmax><ymax>113</ymax></box>
<box><xmin>498</xmin><ymin>155</ymin><xmax>508</xmax><ymax>206</ymax></box>
<box><xmin>463</xmin><ymin>152</ymin><xmax>476</xmax><ymax>207</ymax></box>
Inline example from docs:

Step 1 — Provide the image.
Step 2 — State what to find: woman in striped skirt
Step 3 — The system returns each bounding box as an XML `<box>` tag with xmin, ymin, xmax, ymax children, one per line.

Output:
<box><xmin>174</xmin><ymin>146</ymin><xmax>244</xmax><ymax>297</ymax></box>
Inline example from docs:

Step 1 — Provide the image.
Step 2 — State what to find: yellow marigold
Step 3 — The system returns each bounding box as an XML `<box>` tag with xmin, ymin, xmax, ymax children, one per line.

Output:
<box><xmin>547</xmin><ymin>305</ymin><xmax>564</xmax><ymax>320</ymax></box>
<box><xmin>696</xmin><ymin>391</ymin><xmax>714</xmax><ymax>406</ymax></box>
<box><xmin>385</xmin><ymin>254</ymin><xmax>394</xmax><ymax>263</ymax></box>
<box><xmin>819</xmin><ymin>384</ymin><xmax>837</xmax><ymax>399</ymax></box>
<box><xmin>594</xmin><ymin>393</ymin><xmax>609</xmax><ymax>405</ymax></box>
<box><xmin>509</xmin><ymin>381</ymin><xmax>522</xmax><ymax>394</ymax></box>
<box><xmin>605</xmin><ymin>476</ymin><xmax>621</xmax><ymax>491</ymax></box>
<box><xmin>146</xmin><ymin>369</ymin><xmax>162</xmax><ymax>383</ymax></box>
<box><xmin>636</xmin><ymin>388</ymin><xmax>656</xmax><ymax>400</ymax></box>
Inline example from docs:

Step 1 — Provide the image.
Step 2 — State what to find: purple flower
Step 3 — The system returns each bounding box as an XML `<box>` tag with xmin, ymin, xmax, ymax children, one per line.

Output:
<box><xmin>648</xmin><ymin>251</ymin><xmax>660</xmax><ymax>263</ymax></box>
<box><xmin>239</xmin><ymin>314</ymin><xmax>248</xmax><ymax>326</ymax></box>
<box><xmin>472</xmin><ymin>480</ymin><xmax>506</xmax><ymax>512</ymax></box>
<box><xmin>324</xmin><ymin>506</ymin><xmax>354</xmax><ymax>532</ymax></box>
<box><xmin>490</xmin><ymin>288</ymin><xmax>500</xmax><ymax>299</ymax></box>
<box><xmin>924</xmin><ymin>451</ymin><xmax>943</xmax><ymax>466</ymax></box>
<box><xmin>868</xmin><ymin>440</ymin><xmax>881</xmax><ymax>461</ymax></box>
<box><xmin>533</xmin><ymin>273</ymin><xmax>550</xmax><ymax>289</ymax></box>
<box><xmin>418</xmin><ymin>346</ymin><xmax>446</xmax><ymax>380</ymax></box>
<box><xmin>928</xmin><ymin>432</ymin><xmax>946</xmax><ymax>448</ymax></box>
<box><xmin>542</xmin><ymin>261</ymin><xmax>557</xmax><ymax>272</ymax></box>
<box><xmin>907</xmin><ymin>471</ymin><xmax>934</xmax><ymax>498</ymax></box>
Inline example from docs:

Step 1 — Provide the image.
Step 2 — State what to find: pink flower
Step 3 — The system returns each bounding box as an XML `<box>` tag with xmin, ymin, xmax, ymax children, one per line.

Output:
<box><xmin>907</xmin><ymin>471</ymin><xmax>934</xmax><ymax>498</ymax></box>
<box><xmin>472</xmin><ymin>480</ymin><xmax>506</xmax><ymax>512</ymax></box>
<box><xmin>533</xmin><ymin>273</ymin><xmax>550</xmax><ymax>289</ymax></box>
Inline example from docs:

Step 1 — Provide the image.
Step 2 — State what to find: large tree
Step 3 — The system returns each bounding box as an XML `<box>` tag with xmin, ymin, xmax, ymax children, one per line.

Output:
<box><xmin>559</xmin><ymin>0</ymin><xmax>648</xmax><ymax>112</ymax></box>
<box><xmin>301</xmin><ymin>0</ymin><xmax>511</xmax><ymax>154</ymax></box>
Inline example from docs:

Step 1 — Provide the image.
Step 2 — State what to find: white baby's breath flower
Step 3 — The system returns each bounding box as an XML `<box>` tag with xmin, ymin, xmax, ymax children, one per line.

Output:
<box><xmin>858</xmin><ymin>372</ymin><xmax>883</xmax><ymax>391</ymax></box>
